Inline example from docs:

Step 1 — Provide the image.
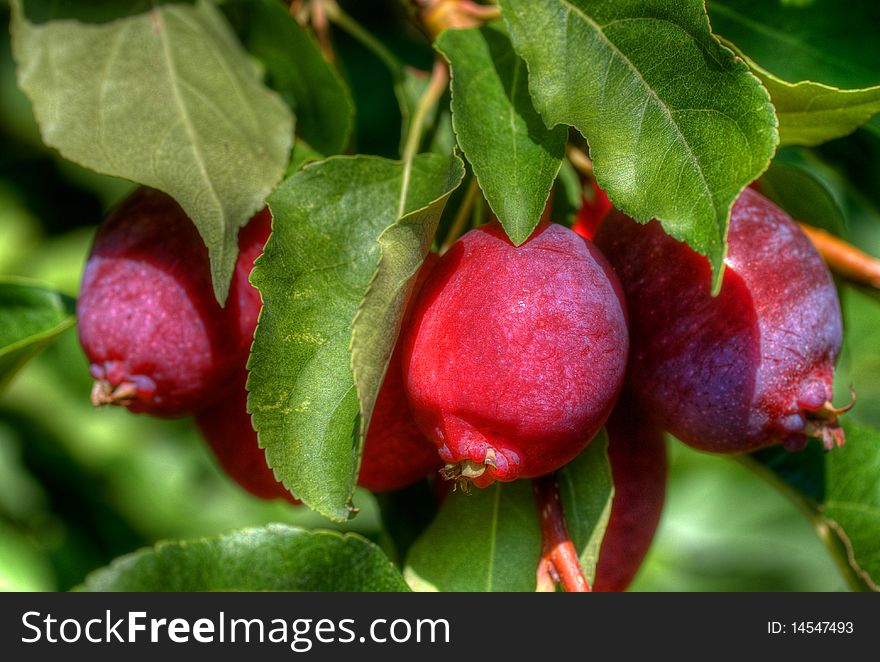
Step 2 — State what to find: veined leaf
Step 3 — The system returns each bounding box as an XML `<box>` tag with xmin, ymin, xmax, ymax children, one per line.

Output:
<box><xmin>437</xmin><ymin>23</ymin><xmax>566</xmax><ymax>245</ymax></box>
<box><xmin>0</xmin><ymin>277</ymin><xmax>75</xmax><ymax>391</ymax></box>
<box><xmin>235</xmin><ymin>0</ymin><xmax>353</xmax><ymax>156</ymax></box>
<box><xmin>720</xmin><ymin>39</ymin><xmax>880</xmax><ymax>147</ymax></box>
<box><xmin>404</xmin><ymin>436</ymin><xmax>613</xmax><ymax>591</ymax></box>
<box><xmin>498</xmin><ymin>0</ymin><xmax>778</xmax><ymax>292</ymax></box>
<box><xmin>10</xmin><ymin>0</ymin><xmax>293</xmax><ymax>303</ymax></box>
<box><xmin>249</xmin><ymin>154</ymin><xmax>463</xmax><ymax>521</ymax></box>
<box><xmin>79</xmin><ymin>525</ymin><xmax>410</xmax><ymax>591</ymax></box>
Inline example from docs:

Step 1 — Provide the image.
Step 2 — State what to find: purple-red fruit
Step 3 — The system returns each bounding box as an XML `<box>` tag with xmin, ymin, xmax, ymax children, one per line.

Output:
<box><xmin>402</xmin><ymin>221</ymin><xmax>629</xmax><ymax>488</ymax></box>
<box><xmin>195</xmin><ymin>370</ymin><xmax>298</xmax><ymax>504</ymax></box>
<box><xmin>358</xmin><ymin>254</ymin><xmax>444</xmax><ymax>492</ymax></box>
<box><xmin>595</xmin><ymin>188</ymin><xmax>845</xmax><ymax>453</ymax></box>
<box><xmin>78</xmin><ymin>188</ymin><xmax>270</xmax><ymax>417</ymax></box>
<box><xmin>594</xmin><ymin>394</ymin><xmax>667</xmax><ymax>592</ymax></box>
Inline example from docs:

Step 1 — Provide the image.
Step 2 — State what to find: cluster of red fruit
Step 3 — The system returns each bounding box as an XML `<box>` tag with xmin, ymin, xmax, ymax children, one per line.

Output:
<box><xmin>77</xmin><ymin>182</ymin><xmax>844</xmax><ymax>591</ymax></box>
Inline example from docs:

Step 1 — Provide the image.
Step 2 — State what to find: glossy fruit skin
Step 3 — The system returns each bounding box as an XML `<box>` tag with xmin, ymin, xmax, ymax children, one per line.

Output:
<box><xmin>358</xmin><ymin>255</ymin><xmax>443</xmax><ymax>493</ymax></box>
<box><xmin>78</xmin><ymin>187</ymin><xmax>270</xmax><ymax>417</ymax></box>
<box><xmin>594</xmin><ymin>394</ymin><xmax>666</xmax><ymax>592</ymax></box>
<box><xmin>594</xmin><ymin>188</ymin><xmax>843</xmax><ymax>453</ymax></box>
<box><xmin>402</xmin><ymin>221</ymin><xmax>629</xmax><ymax>487</ymax></box>
<box><xmin>195</xmin><ymin>370</ymin><xmax>298</xmax><ymax>503</ymax></box>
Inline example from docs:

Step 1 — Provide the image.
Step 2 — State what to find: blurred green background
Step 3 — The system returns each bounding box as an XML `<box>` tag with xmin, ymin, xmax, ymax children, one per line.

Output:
<box><xmin>2</xmin><ymin>0</ymin><xmax>878</xmax><ymax>592</ymax></box>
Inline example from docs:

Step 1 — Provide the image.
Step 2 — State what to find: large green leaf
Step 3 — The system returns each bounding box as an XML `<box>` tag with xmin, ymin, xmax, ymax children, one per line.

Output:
<box><xmin>0</xmin><ymin>278</ymin><xmax>75</xmax><ymax>391</ymax></box>
<box><xmin>249</xmin><ymin>154</ymin><xmax>463</xmax><ymax>521</ymax></box>
<box><xmin>79</xmin><ymin>525</ymin><xmax>410</xmax><ymax>591</ymax></box>
<box><xmin>708</xmin><ymin>1</ymin><xmax>880</xmax><ymax>90</ymax></box>
<box><xmin>746</xmin><ymin>421</ymin><xmax>880</xmax><ymax>591</ymax></box>
<box><xmin>404</xmin><ymin>481</ymin><xmax>541</xmax><ymax>592</ymax></box>
<box><xmin>234</xmin><ymin>0</ymin><xmax>353</xmax><ymax>156</ymax></box>
<box><xmin>557</xmin><ymin>432</ymin><xmax>614</xmax><ymax>582</ymax></box>
<box><xmin>436</xmin><ymin>23</ymin><xmax>566</xmax><ymax>245</ymax></box>
<box><xmin>10</xmin><ymin>0</ymin><xmax>293</xmax><ymax>303</ymax></box>
<box><xmin>718</xmin><ymin>37</ymin><xmax>880</xmax><ymax>147</ymax></box>
<box><xmin>498</xmin><ymin>0</ymin><xmax>777</xmax><ymax>291</ymax></box>
<box><xmin>404</xmin><ymin>436</ymin><xmax>613</xmax><ymax>591</ymax></box>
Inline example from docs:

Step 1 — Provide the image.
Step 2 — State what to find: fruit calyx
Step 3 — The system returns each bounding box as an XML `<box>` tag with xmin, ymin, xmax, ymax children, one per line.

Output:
<box><xmin>804</xmin><ymin>393</ymin><xmax>855</xmax><ymax>451</ymax></box>
<box><xmin>90</xmin><ymin>379</ymin><xmax>137</xmax><ymax>407</ymax></box>
<box><xmin>439</xmin><ymin>446</ymin><xmax>515</xmax><ymax>491</ymax></box>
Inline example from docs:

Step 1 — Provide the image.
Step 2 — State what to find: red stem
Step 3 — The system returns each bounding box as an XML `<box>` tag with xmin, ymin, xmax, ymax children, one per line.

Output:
<box><xmin>533</xmin><ymin>474</ymin><xmax>591</xmax><ymax>592</ymax></box>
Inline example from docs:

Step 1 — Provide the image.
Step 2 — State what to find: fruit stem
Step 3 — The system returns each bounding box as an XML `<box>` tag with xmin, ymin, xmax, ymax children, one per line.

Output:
<box><xmin>533</xmin><ymin>474</ymin><xmax>591</xmax><ymax>592</ymax></box>
<box><xmin>399</xmin><ymin>58</ymin><xmax>449</xmax><ymax>216</ymax></box>
<box><xmin>798</xmin><ymin>223</ymin><xmax>880</xmax><ymax>290</ymax></box>
<box><xmin>566</xmin><ymin>145</ymin><xmax>594</xmax><ymax>178</ymax></box>
<box><xmin>322</xmin><ymin>0</ymin><xmax>404</xmax><ymax>75</ymax></box>
<box><xmin>440</xmin><ymin>177</ymin><xmax>480</xmax><ymax>254</ymax></box>
<box><xmin>310</xmin><ymin>0</ymin><xmax>336</xmax><ymax>64</ymax></box>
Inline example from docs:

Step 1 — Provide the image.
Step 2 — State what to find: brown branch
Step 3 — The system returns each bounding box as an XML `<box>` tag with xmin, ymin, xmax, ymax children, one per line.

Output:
<box><xmin>533</xmin><ymin>474</ymin><xmax>591</xmax><ymax>592</ymax></box>
<box><xmin>312</xmin><ymin>0</ymin><xmax>336</xmax><ymax>64</ymax></box>
<box><xmin>798</xmin><ymin>223</ymin><xmax>880</xmax><ymax>290</ymax></box>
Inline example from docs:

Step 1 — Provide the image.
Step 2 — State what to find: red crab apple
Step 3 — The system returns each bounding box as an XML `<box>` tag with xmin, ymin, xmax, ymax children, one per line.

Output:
<box><xmin>594</xmin><ymin>188</ymin><xmax>846</xmax><ymax>453</ymax></box>
<box><xmin>402</xmin><ymin>221</ymin><xmax>629</xmax><ymax>488</ymax></box>
<box><xmin>195</xmin><ymin>369</ymin><xmax>298</xmax><ymax>503</ymax></box>
<box><xmin>594</xmin><ymin>393</ymin><xmax>667</xmax><ymax>592</ymax></box>
<box><xmin>77</xmin><ymin>187</ymin><xmax>269</xmax><ymax>417</ymax></box>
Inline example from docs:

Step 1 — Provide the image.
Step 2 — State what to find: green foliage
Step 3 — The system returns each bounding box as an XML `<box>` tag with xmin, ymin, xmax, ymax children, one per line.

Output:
<box><xmin>233</xmin><ymin>0</ymin><xmax>353</xmax><ymax>156</ymax></box>
<box><xmin>498</xmin><ymin>0</ymin><xmax>778</xmax><ymax>291</ymax></box>
<box><xmin>436</xmin><ymin>23</ymin><xmax>566</xmax><ymax>245</ymax></box>
<box><xmin>249</xmin><ymin>154</ymin><xmax>463</xmax><ymax>521</ymax></box>
<box><xmin>10</xmin><ymin>0</ymin><xmax>293</xmax><ymax>303</ymax></box>
<box><xmin>0</xmin><ymin>277</ymin><xmax>74</xmax><ymax>390</ymax></box>
<box><xmin>404</xmin><ymin>437</ymin><xmax>613</xmax><ymax>591</ymax></box>
<box><xmin>80</xmin><ymin>525</ymin><xmax>410</xmax><ymax>591</ymax></box>
<box><xmin>2</xmin><ymin>0</ymin><xmax>879</xmax><ymax>594</ymax></box>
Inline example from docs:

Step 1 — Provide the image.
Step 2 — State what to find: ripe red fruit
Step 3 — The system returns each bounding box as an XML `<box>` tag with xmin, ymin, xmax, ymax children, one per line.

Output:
<box><xmin>402</xmin><ymin>221</ymin><xmax>629</xmax><ymax>488</ymax></box>
<box><xmin>195</xmin><ymin>370</ymin><xmax>298</xmax><ymax>504</ymax></box>
<box><xmin>358</xmin><ymin>255</ymin><xmax>443</xmax><ymax>493</ymax></box>
<box><xmin>594</xmin><ymin>188</ymin><xmax>845</xmax><ymax>453</ymax></box>
<box><xmin>594</xmin><ymin>394</ymin><xmax>666</xmax><ymax>592</ymax></box>
<box><xmin>78</xmin><ymin>188</ymin><xmax>270</xmax><ymax>417</ymax></box>
<box><xmin>573</xmin><ymin>180</ymin><xmax>612</xmax><ymax>241</ymax></box>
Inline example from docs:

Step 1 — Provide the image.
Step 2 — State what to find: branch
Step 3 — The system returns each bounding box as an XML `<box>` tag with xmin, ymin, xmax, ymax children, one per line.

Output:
<box><xmin>533</xmin><ymin>474</ymin><xmax>591</xmax><ymax>592</ymax></box>
<box><xmin>798</xmin><ymin>223</ymin><xmax>880</xmax><ymax>290</ymax></box>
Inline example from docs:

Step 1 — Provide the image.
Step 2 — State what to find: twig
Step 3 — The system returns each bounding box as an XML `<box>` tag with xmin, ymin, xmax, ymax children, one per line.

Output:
<box><xmin>533</xmin><ymin>474</ymin><xmax>591</xmax><ymax>592</ymax></box>
<box><xmin>440</xmin><ymin>178</ymin><xmax>480</xmax><ymax>254</ymax></box>
<box><xmin>311</xmin><ymin>0</ymin><xmax>336</xmax><ymax>64</ymax></box>
<box><xmin>323</xmin><ymin>0</ymin><xmax>404</xmax><ymax>75</ymax></box>
<box><xmin>798</xmin><ymin>223</ymin><xmax>880</xmax><ymax>290</ymax></box>
<box><xmin>566</xmin><ymin>145</ymin><xmax>593</xmax><ymax>178</ymax></box>
<box><xmin>398</xmin><ymin>58</ymin><xmax>449</xmax><ymax>216</ymax></box>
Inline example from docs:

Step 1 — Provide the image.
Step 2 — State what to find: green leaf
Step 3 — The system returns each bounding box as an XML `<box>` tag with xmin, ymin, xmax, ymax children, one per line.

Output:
<box><xmin>436</xmin><ymin>23</ymin><xmax>566</xmax><ymax>245</ymax></box>
<box><xmin>404</xmin><ymin>481</ymin><xmax>541</xmax><ymax>592</ymax></box>
<box><xmin>758</xmin><ymin>148</ymin><xmax>847</xmax><ymax>235</ymax></box>
<box><xmin>498</xmin><ymin>0</ymin><xmax>778</xmax><ymax>292</ymax></box>
<box><xmin>404</xmin><ymin>438</ymin><xmax>614</xmax><ymax>591</ymax></box>
<box><xmin>745</xmin><ymin>421</ymin><xmax>880</xmax><ymax>591</ymax></box>
<box><xmin>719</xmin><ymin>39</ymin><xmax>880</xmax><ymax>147</ymax></box>
<box><xmin>79</xmin><ymin>525</ymin><xmax>410</xmax><ymax>591</ymax></box>
<box><xmin>557</xmin><ymin>432</ymin><xmax>614</xmax><ymax>582</ymax></box>
<box><xmin>0</xmin><ymin>277</ymin><xmax>75</xmax><ymax>391</ymax></box>
<box><xmin>823</xmin><ymin>423</ymin><xmax>880</xmax><ymax>591</ymax></box>
<box><xmin>708</xmin><ymin>1</ymin><xmax>880</xmax><ymax>90</ymax></box>
<box><xmin>236</xmin><ymin>0</ymin><xmax>353</xmax><ymax>156</ymax></box>
<box><xmin>10</xmin><ymin>0</ymin><xmax>293</xmax><ymax>303</ymax></box>
<box><xmin>249</xmin><ymin>154</ymin><xmax>464</xmax><ymax>521</ymax></box>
